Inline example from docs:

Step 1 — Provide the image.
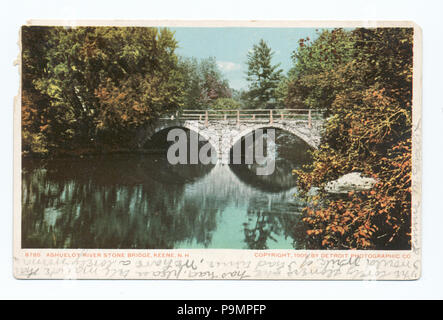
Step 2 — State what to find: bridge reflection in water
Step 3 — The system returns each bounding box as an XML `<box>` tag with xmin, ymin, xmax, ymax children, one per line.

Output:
<box><xmin>22</xmin><ymin>129</ymin><xmax>314</xmax><ymax>250</ymax></box>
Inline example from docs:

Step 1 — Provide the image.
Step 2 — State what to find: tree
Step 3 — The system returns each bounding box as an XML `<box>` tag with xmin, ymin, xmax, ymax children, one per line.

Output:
<box><xmin>210</xmin><ymin>98</ymin><xmax>242</xmax><ymax>110</ymax></box>
<box><xmin>230</xmin><ymin>88</ymin><xmax>248</xmax><ymax>109</ymax></box>
<box><xmin>285</xmin><ymin>29</ymin><xmax>355</xmax><ymax>111</ymax></box>
<box><xmin>179</xmin><ymin>57</ymin><xmax>231</xmax><ymax>110</ymax></box>
<box><xmin>22</xmin><ymin>26</ymin><xmax>184</xmax><ymax>154</ymax></box>
<box><xmin>245</xmin><ymin>39</ymin><xmax>282</xmax><ymax>109</ymax></box>
<box><xmin>21</xmin><ymin>26</ymin><xmax>52</xmax><ymax>154</ymax></box>
<box><xmin>199</xmin><ymin>57</ymin><xmax>232</xmax><ymax>104</ymax></box>
<box><xmin>293</xmin><ymin>28</ymin><xmax>413</xmax><ymax>250</ymax></box>
<box><xmin>275</xmin><ymin>75</ymin><xmax>303</xmax><ymax>109</ymax></box>
<box><xmin>179</xmin><ymin>57</ymin><xmax>203</xmax><ymax>109</ymax></box>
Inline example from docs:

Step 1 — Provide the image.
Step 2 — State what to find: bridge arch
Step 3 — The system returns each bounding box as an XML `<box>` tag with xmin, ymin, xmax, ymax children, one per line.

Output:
<box><xmin>139</xmin><ymin>120</ymin><xmax>211</xmax><ymax>146</ymax></box>
<box><xmin>137</xmin><ymin>119</ymin><xmax>220</xmax><ymax>159</ymax></box>
<box><xmin>228</xmin><ymin>122</ymin><xmax>319</xmax><ymax>153</ymax></box>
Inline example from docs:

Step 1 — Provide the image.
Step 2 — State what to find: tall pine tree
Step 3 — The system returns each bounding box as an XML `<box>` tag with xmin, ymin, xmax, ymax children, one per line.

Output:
<box><xmin>245</xmin><ymin>39</ymin><xmax>282</xmax><ymax>109</ymax></box>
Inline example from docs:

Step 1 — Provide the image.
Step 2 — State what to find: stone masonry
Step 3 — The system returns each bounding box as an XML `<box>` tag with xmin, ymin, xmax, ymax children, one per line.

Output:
<box><xmin>136</xmin><ymin>118</ymin><xmax>323</xmax><ymax>163</ymax></box>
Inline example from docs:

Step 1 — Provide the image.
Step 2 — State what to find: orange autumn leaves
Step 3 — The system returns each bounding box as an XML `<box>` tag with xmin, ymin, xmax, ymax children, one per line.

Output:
<box><xmin>292</xmin><ymin>28</ymin><xmax>413</xmax><ymax>250</ymax></box>
<box><xmin>21</xmin><ymin>26</ymin><xmax>183</xmax><ymax>155</ymax></box>
<box><xmin>301</xmin><ymin>139</ymin><xmax>411</xmax><ymax>249</ymax></box>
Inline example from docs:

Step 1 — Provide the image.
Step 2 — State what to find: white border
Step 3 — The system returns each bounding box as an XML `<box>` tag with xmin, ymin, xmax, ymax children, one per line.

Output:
<box><xmin>12</xmin><ymin>19</ymin><xmax>422</xmax><ymax>282</ymax></box>
<box><xmin>2</xmin><ymin>0</ymin><xmax>442</xmax><ymax>299</ymax></box>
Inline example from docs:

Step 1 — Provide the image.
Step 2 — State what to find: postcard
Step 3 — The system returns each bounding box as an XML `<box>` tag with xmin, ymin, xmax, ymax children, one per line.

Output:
<box><xmin>13</xmin><ymin>20</ymin><xmax>421</xmax><ymax>279</ymax></box>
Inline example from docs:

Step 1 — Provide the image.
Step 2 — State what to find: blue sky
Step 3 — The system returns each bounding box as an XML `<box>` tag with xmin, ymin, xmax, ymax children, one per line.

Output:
<box><xmin>170</xmin><ymin>27</ymin><xmax>323</xmax><ymax>91</ymax></box>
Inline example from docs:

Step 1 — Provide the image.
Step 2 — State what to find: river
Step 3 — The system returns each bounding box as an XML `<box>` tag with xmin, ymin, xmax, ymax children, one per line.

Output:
<box><xmin>21</xmin><ymin>129</ymin><xmax>313</xmax><ymax>250</ymax></box>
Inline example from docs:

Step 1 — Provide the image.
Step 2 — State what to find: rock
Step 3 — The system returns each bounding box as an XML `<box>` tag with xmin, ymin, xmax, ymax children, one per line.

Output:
<box><xmin>325</xmin><ymin>172</ymin><xmax>377</xmax><ymax>194</ymax></box>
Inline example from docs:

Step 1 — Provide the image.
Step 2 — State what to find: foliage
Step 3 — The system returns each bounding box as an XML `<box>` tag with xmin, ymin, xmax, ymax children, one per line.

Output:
<box><xmin>210</xmin><ymin>97</ymin><xmax>242</xmax><ymax>110</ymax></box>
<box><xmin>21</xmin><ymin>26</ymin><xmax>52</xmax><ymax>154</ymax></box>
<box><xmin>22</xmin><ymin>26</ymin><xmax>184</xmax><ymax>154</ymax></box>
<box><xmin>274</xmin><ymin>75</ymin><xmax>304</xmax><ymax>109</ymax></box>
<box><xmin>293</xmin><ymin>28</ymin><xmax>413</xmax><ymax>250</ymax></box>
<box><xmin>245</xmin><ymin>39</ymin><xmax>283</xmax><ymax>109</ymax></box>
<box><xmin>286</xmin><ymin>29</ymin><xmax>355</xmax><ymax>111</ymax></box>
<box><xmin>179</xmin><ymin>56</ymin><xmax>231</xmax><ymax>110</ymax></box>
<box><xmin>231</xmin><ymin>89</ymin><xmax>250</xmax><ymax>109</ymax></box>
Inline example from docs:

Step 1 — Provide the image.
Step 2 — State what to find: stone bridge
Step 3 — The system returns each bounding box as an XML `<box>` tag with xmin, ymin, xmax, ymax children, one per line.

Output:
<box><xmin>136</xmin><ymin>109</ymin><xmax>324</xmax><ymax>163</ymax></box>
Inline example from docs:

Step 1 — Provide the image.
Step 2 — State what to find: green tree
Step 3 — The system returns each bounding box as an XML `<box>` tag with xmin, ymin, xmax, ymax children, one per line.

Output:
<box><xmin>210</xmin><ymin>97</ymin><xmax>242</xmax><ymax>110</ymax></box>
<box><xmin>275</xmin><ymin>75</ymin><xmax>303</xmax><ymax>109</ymax></box>
<box><xmin>22</xmin><ymin>26</ymin><xmax>184</xmax><ymax>154</ymax></box>
<box><xmin>179</xmin><ymin>56</ymin><xmax>231</xmax><ymax>110</ymax></box>
<box><xmin>286</xmin><ymin>29</ymin><xmax>355</xmax><ymax>111</ymax></box>
<box><xmin>245</xmin><ymin>39</ymin><xmax>283</xmax><ymax>109</ymax></box>
<box><xmin>179</xmin><ymin>57</ymin><xmax>203</xmax><ymax>109</ymax></box>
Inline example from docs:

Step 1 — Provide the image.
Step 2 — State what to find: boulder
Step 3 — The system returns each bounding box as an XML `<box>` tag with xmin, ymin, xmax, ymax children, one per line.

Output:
<box><xmin>325</xmin><ymin>172</ymin><xmax>377</xmax><ymax>194</ymax></box>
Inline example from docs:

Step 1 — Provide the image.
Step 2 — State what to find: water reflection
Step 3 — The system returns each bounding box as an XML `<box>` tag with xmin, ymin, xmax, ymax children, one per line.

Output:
<box><xmin>229</xmin><ymin>129</ymin><xmax>312</xmax><ymax>192</ymax></box>
<box><xmin>22</xmin><ymin>129</ymin><xmax>313</xmax><ymax>249</ymax></box>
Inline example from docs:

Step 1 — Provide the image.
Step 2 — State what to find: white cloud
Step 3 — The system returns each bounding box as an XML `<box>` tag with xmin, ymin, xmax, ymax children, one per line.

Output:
<box><xmin>217</xmin><ymin>61</ymin><xmax>241</xmax><ymax>72</ymax></box>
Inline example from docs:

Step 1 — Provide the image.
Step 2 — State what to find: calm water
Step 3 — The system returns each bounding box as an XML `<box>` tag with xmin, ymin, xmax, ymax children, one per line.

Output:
<box><xmin>22</xmin><ymin>130</ymin><xmax>313</xmax><ymax>249</ymax></box>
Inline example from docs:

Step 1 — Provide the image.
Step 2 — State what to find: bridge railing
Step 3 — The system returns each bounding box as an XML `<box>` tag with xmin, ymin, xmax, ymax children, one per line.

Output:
<box><xmin>178</xmin><ymin>108</ymin><xmax>324</xmax><ymax>128</ymax></box>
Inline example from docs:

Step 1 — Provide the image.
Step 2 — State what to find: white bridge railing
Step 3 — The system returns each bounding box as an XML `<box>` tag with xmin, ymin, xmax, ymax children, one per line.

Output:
<box><xmin>176</xmin><ymin>109</ymin><xmax>324</xmax><ymax>129</ymax></box>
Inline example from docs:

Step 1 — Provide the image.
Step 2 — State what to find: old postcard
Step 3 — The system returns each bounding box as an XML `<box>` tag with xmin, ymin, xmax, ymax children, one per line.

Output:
<box><xmin>13</xmin><ymin>20</ymin><xmax>421</xmax><ymax>280</ymax></box>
